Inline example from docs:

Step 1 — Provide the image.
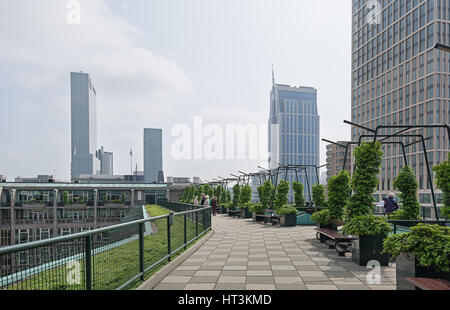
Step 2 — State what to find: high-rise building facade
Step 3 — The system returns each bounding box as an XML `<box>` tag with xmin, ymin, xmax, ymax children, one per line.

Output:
<box><xmin>351</xmin><ymin>0</ymin><xmax>449</xmax><ymax>217</ymax></box>
<box><xmin>71</xmin><ymin>72</ymin><xmax>99</xmax><ymax>180</ymax></box>
<box><xmin>97</xmin><ymin>146</ymin><xmax>114</xmax><ymax>176</ymax></box>
<box><xmin>269</xmin><ymin>77</ymin><xmax>320</xmax><ymax>203</ymax></box>
<box><xmin>144</xmin><ymin>128</ymin><xmax>163</xmax><ymax>183</ymax></box>
<box><xmin>326</xmin><ymin>141</ymin><xmax>352</xmax><ymax>184</ymax></box>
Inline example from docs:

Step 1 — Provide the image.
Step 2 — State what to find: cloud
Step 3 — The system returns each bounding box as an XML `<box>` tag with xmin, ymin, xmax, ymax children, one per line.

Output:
<box><xmin>0</xmin><ymin>0</ymin><xmax>192</xmax><ymax>179</ymax></box>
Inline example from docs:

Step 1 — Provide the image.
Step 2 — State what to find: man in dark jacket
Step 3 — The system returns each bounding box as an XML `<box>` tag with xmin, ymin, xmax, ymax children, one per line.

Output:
<box><xmin>200</xmin><ymin>193</ymin><xmax>206</xmax><ymax>206</ymax></box>
<box><xmin>384</xmin><ymin>193</ymin><xmax>398</xmax><ymax>213</ymax></box>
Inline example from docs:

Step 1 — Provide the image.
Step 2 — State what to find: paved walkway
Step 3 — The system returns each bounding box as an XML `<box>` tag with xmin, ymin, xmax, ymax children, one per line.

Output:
<box><xmin>153</xmin><ymin>215</ymin><xmax>396</xmax><ymax>290</ymax></box>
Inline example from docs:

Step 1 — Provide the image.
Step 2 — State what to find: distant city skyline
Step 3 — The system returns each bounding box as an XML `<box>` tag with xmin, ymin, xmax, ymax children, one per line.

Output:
<box><xmin>0</xmin><ymin>0</ymin><xmax>352</xmax><ymax>182</ymax></box>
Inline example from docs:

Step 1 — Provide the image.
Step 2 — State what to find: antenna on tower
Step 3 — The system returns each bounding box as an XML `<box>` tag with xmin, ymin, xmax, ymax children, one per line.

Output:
<box><xmin>272</xmin><ymin>64</ymin><xmax>275</xmax><ymax>86</ymax></box>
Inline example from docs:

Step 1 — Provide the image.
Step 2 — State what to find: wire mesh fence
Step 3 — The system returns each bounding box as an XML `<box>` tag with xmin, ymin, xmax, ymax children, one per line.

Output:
<box><xmin>0</xmin><ymin>204</ymin><xmax>211</xmax><ymax>290</ymax></box>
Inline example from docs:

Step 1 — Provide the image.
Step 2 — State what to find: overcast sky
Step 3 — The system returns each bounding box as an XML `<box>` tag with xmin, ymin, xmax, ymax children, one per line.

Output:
<box><xmin>0</xmin><ymin>0</ymin><xmax>352</xmax><ymax>182</ymax></box>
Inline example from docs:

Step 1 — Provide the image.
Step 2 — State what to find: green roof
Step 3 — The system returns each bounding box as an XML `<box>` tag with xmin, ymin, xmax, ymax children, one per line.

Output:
<box><xmin>0</xmin><ymin>183</ymin><xmax>167</xmax><ymax>191</ymax></box>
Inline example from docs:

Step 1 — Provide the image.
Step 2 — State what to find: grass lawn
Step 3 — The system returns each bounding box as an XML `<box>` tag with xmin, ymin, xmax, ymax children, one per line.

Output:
<box><xmin>3</xmin><ymin>205</ymin><xmax>208</xmax><ymax>290</ymax></box>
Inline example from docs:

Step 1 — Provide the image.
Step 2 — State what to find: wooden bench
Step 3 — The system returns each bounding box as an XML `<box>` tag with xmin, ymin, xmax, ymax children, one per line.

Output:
<box><xmin>255</xmin><ymin>214</ymin><xmax>279</xmax><ymax>226</ymax></box>
<box><xmin>228</xmin><ymin>210</ymin><xmax>242</xmax><ymax>218</ymax></box>
<box><xmin>315</xmin><ymin>227</ymin><xmax>357</xmax><ymax>256</ymax></box>
<box><xmin>407</xmin><ymin>278</ymin><xmax>450</xmax><ymax>290</ymax></box>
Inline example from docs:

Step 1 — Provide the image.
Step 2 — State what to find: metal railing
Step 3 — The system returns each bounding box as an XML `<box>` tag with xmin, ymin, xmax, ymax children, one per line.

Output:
<box><xmin>0</xmin><ymin>203</ymin><xmax>211</xmax><ymax>290</ymax></box>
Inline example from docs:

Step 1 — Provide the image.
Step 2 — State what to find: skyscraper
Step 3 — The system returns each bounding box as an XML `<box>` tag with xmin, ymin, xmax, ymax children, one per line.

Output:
<box><xmin>351</xmin><ymin>1</ymin><xmax>449</xmax><ymax>217</ymax></box>
<box><xmin>71</xmin><ymin>72</ymin><xmax>99</xmax><ymax>180</ymax></box>
<box><xmin>268</xmin><ymin>72</ymin><xmax>320</xmax><ymax>202</ymax></box>
<box><xmin>144</xmin><ymin>128</ymin><xmax>163</xmax><ymax>183</ymax></box>
<box><xmin>97</xmin><ymin>146</ymin><xmax>114</xmax><ymax>176</ymax></box>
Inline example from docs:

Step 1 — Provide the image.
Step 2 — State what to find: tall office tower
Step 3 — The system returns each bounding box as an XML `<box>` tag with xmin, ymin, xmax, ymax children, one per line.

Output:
<box><xmin>351</xmin><ymin>1</ymin><xmax>449</xmax><ymax>217</ymax></box>
<box><xmin>268</xmin><ymin>72</ymin><xmax>320</xmax><ymax>203</ymax></box>
<box><xmin>144</xmin><ymin>128</ymin><xmax>163</xmax><ymax>183</ymax></box>
<box><xmin>326</xmin><ymin>141</ymin><xmax>352</xmax><ymax>184</ymax></box>
<box><xmin>71</xmin><ymin>72</ymin><xmax>99</xmax><ymax>180</ymax></box>
<box><xmin>97</xmin><ymin>146</ymin><xmax>114</xmax><ymax>176</ymax></box>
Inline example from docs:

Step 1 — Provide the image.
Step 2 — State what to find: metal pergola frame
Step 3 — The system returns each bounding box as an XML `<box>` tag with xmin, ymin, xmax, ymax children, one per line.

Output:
<box><xmin>335</xmin><ymin>120</ymin><xmax>450</xmax><ymax>221</ymax></box>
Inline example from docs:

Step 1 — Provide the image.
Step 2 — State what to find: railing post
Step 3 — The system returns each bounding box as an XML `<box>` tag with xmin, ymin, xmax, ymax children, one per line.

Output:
<box><xmin>184</xmin><ymin>214</ymin><xmax>187</xmax><ymax>250</ymax></box>
<box><xmin>167</xmin><ymin>214</ymin><xmax>172</xmax><ymax>262</ymax></box>
<box><xmin>203</xmin><ymin>208</ymin><xmax>206</xmax><ymax>232</ymax></box>
<box><xmin>139</xmin><ymin>223</ymin><xmax>144</xmax><ymax>281</ymax></box>
<box><xmin>196</xmin><ymin>210</ymin><xmax>199</xmax><ymax>239</ymax></box>
<box><xmin>85</xmin><ymin>235</ymin><xmax>92</xmax><ymax>290</ymax></box>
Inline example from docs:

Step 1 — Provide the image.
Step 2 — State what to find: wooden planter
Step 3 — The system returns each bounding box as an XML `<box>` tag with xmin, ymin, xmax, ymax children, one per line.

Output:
<box><xmin>396</xmin><ymin>252</ymin><xmax>450</xmax><ymax>290</ymax></box>
<box><xmin>280</xmin><ymin>213</ymin><xmax>297</xmax><ymax>227</ymax></box>
<box><xmin>351</xmin><ymin>234</ymin><xmax>389</xmax><ymax>266</ymax></box>
<box><xmin>241</xmin><ymin>208</ymin><xmax>252</xmax><ymax>219</ymax></box>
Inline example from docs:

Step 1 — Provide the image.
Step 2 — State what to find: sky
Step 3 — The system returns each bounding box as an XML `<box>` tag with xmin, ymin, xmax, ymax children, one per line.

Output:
<box><xmin>0</xmin><ymin>0</ymin><xmax>352</xmax><ymax>182</ymax></box>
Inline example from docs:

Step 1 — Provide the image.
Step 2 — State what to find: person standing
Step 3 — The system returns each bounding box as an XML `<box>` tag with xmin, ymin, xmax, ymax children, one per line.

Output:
<box><xmin>194</xmin><ymin>196</ymin><xmax>199</xmax><ymax>205</ymax></box>
<box><xmin>211</xmin><ymin>196</ymin><xmax>218</xmax><ymax>216</ymax></box>
<box><xmin>384</xmin><ymin>193</ymin><xmax>399</xmax><ymax>214</ymax></box>
<box><xmin>204</xmin><ymin>195</ymin><xmax>210</xmax><ymax>207</ymax></box>
<box><xmin>200</xmin><ymin>193</ymin><xmax>206</xmax><ymax>206</ymax></box>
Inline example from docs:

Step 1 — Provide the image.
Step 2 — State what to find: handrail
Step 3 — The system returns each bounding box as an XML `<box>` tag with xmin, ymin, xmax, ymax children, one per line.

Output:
<box><xmin>0</xmin><ymin>205</ymin><xmax>211</xmax><ymax>255</ymax></box>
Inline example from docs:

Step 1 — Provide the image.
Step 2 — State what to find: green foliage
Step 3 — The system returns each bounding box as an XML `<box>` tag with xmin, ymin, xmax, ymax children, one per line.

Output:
<box><xmin>312</xmin><ymin>184</ymin><xmax>326</xmax><ymax>208</ymax></box>
<box><xmin>277</xmin><ymin>205</ymin><xmax>298</xmax><ymax>215</ymax></box>
<box><xmin>274</xmin><ymin>181</ymin><xmax>290</xmax><ymax>211</ymax></box>
<box><xmin>249</xmin><ymin>203</ymin><xmax>265</xmax><ymax>213</ymax></box>
<box><xmin>226</xmin><ymin>190</ymin><xmax>231</xmax><ymax>204</ymax></box>
<box><xmin>239</xmin><ymin>185</ymin><xmax>252</xmax><ymax>208</ymax></box>
<box><xmin>383</xmin><ymin>224</ymin><xmax>450</xmax><ymax>272</ymax></box>
<box><xmin>292</xmin><ymin>181</ymin><xmax>305</xmax><ymax>208</ymax></box>
<box><xmin>232</xmin><ymin>184</ymin><xmax>241</xmax><ymax>207</ymax></box>
<box><xmin>343</xmin><ymin>214</ymin><xmax>391</xmax><ymax>236</ymax></box>
<box><xmin>347</xmin><ymin>142</ymin><xmax>383</xmax><ymax>218</ymax></box>
<box><xmin>63</xmin><ymin>191</ymin><xmax>69</xmax><ymax>205</ymax></box>
<box><xmin>391</xmin><ymin>166</ymin><xmax>420</xmax><ymax>220</ymax></box>
<box><xmin>311</xmin><ymin>209</ymin><xmax>331</xmax><ymax>226</ymax></box>
<box><xmin>220</xmin><ymin>187</ymin><xmax>228</xmax><ymax>205</ymax></box>
<box><xmin>257</xmin><ymin>180</ymin><xmax>273</xmax><ymax>211</ymax></box>
<box><xmin>327</xmin><ymin>170</ymin><xmax>351</xmax><ymax>221</ymax></box>
<box><xmin>433</xmin><ymin>153</ymin><xmax>450</xmax><ymax>218</ymax></box>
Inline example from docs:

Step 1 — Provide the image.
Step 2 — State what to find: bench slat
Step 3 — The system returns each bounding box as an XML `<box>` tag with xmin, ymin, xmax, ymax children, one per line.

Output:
<box><xmin>407</xmin><ymin>278</ymin><xmax>450</xmax><ymax>291</ymax></box>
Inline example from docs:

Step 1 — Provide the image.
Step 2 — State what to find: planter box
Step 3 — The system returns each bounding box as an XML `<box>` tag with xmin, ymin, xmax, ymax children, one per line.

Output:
<box><xmin>221</xmin><ymin>206</ymin><xmax>227</xmax><ymax>214</ymax></box>
<box><xmin>280</xmin><ymin>213</ymin><xmax>297</xmax><ymax>227</ymax></box>
<box><xmin>396</xmin><ymin>252</ymin><xmax>450</xmax><ymax>290</ymax></box>
<box><xmin>241</xmin><ymin>208</ymin><xmax>252</xmax><ymax>219</ymax></box>
<box><xmin>351</xmin><ymin>234</ymin><xmax>389</xmax><ymax>266</ymax></box>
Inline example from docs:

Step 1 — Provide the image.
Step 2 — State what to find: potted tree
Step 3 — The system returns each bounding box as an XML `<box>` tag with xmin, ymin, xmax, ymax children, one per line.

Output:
<box><xmin>312</xmin><ymin>184</ymin><xmax>326</xmax><ymax>210</ymax></box>
<box><xmin>343</xmin><ymin>142</ymin><xmax>391</xmax><ymax>266</ymax></box>
<box><xmin>227</xmin><ymin>184</ymin><xmax>241</xmax><ymax>216</ymax></box>
<box><xmin>389</xmin><ymin>166</ymin><xmax>421</xmax><ymax>222</ymax></box>
<box><xmin>433</xmin><ymin>153</ymin><xmax>450</xmax><ymax>219</ymax></box>
<box><xmin>239</xmin><ymin>184</ymin><xmax>253</xmax><ymax>219</ymax></box>
<box><xmin>252</xmin><ymin>181</ymin><xmax>273</xmax><ymax>221</ymax></box>
<box><xmin>275</xmin><ymin>181</ymin><xmax>297</xmax><ymax>227</ymax></box>
<box><xmin>383</xmin><ymin>224</ymin><xmax>450</xmax><ymax>290</ymax></box>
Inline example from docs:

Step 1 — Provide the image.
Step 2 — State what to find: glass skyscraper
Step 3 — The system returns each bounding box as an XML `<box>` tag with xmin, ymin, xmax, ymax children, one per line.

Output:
<box><xmin>268</xmin><ymin>76</ymin><xmax>320</xmax><ymax>203</ymax></box>
<box><xmin>144</xmin><ymin>128</ymin><xmax>163</xmax><ymax>183</ymax></box>
<box><xmin>351</xmin><ymin>0</ymin><xmax>449</xmax><ymax>217</ymax></box>
<box><xmin>71</xmin><ymin>72</ymin><xmax>99</xmax><ymax>180</ymax></box>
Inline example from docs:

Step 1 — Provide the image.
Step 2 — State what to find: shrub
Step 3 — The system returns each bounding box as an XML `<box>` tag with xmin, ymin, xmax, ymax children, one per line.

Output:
<box><xmin>433</xmin><ymin>153</ymin><xmax>450</xmax><ymax>219</ymax></box>
<box><xmin>258</xmin><ymin>180</ymin><xmax>274</xmax><ymax>210</ymax></box>
<box><xmin>250</xmin><ymin>203</ymin><xmax>265</xmax><ymax>213</ymax></box>
<box><xmin>232</xmin><ymin>184</ymin><xmax>241</xmax><ymax>207</ymax></box>
<box><xmin>383</xmin><ymin>224</ymin><xmax>450</xmax><ymax>272</ymax></box>
<box><xmin>274</xmin><ymin>181</ymin><xmax>290</xmax><ymax>211</ymax></box>
<box><xmin>239</xmin><ymin>185</ymin><xmax>252</xmax><ymax>208</ymax></box>
<box><xmin>390</xmin><ymin>166</ymin><xmax>420</xmax><ymax>220</ymax></box>
<box><xmin>327</xmin><ymin>170</ymin><xmax>351</xmax><ymax>221</ymax></box>
<box><xmin>346</xmin><ymin>142</ymin><xmax>383</xmax><ymax>218</ymax></box>
<box><xmin>277</xmin><ymin>205</ymin><xmax>298</xmax><ymax>215</ymax></box>
<box><xmin>311</xmin><ymin>209</ymin><xmax>331</xmax><ymax>226</ymax></box>
<box><xmin>292</xmin><ymin>181</ymin><xmax>305</xmax><ymax>208</ymax></box>
<box><xmin>343</xmin><ymin>214</ymin><xmax>391</xmax><ymax>236</ymax></box>
<box><xmin>312</xmin><ymin>184</ymin><xmax>326</xmax><ymax>208</ymax></box>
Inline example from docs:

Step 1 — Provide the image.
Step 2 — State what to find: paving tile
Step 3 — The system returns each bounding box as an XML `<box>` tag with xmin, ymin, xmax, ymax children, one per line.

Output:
<box><xmin>271</xmin><ymin>265</ymin><xmax>296</xmax><ymax>271</ymax></box>
<box><xmin>274</xmin><ymin>277</ymin><xmax>304</xmax><ymax>284</ymax></box>
<box><xmin>223</xmin><ymin>265</ymin><xmax>247</xmax><ymax>271</ymax></box>
<box><xmin>185</xmin><ymin>283</ymin><xmax>216</xmax><ymax>290</ymax></box>
<box><xmin>247</xmin><ymin>270</ymin><xmax>273</xmax><ymax>276</ymax></box>
<box><xmin>154</xmin><ymin>283</ymin><xmax>187</xmax><ymax>290</ymax></box>
<box><xmin>215</xmin><ymin>283</ymin><xmax>246</xmax><ymax>290</ymax></box>
<box><xmin>245</xmin><ymin>284</ymin><xmax>276</xmax><ymax>290</ymax></box>
<box><xmin>276</xmin><ymin>284</ymin><xmax>307</xmax><ymax>290</ymax></box>
<box><xmin>217</xmin><ymin>276</ymin><xmax>247</xmax><ymax>284</ymax></box>
<box><xmin>160</xmin><ymin>276</ymin><xmax>192</xmax><ymax>284</ymax></box>
<box><xmin>246</xmin><ymin>276</ymin><xmax>275</xmax><ymax>284</ymax></box>
<box><xmin>306</xmin><ymin>284</ymin><xmax>339</xmax><ymax>290</ymax></box>
<box><xmin>194</xmin><ymin>270</ymin><xmax>222</xmax><ymax>277</ymax></box>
